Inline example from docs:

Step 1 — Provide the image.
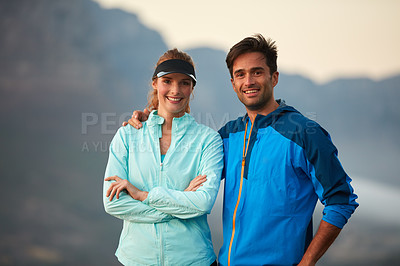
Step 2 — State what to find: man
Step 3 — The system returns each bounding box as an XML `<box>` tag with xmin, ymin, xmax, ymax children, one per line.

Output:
<box><xmin>125</xmin><ymin>34</ymin><xmax>358</xmax><ymax>265</ymax></box>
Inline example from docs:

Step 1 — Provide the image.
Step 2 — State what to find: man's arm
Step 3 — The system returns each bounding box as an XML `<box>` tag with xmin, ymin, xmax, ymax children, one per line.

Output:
<box><xmin>298</xmin><ymin>220</ymin><xmax>341</xmax><ymax>266</ymax></box>
<box><xmin>299</xmin><ymin>122</ymin><xmax>358</xmax><ymax>264</ymax></box>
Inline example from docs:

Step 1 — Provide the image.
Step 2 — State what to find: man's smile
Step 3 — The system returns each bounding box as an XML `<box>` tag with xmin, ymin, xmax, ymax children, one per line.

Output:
<box><xmin>243</xmin><ymin>89</ymin><xmax>259</xmax><ymax>96</ymax></box>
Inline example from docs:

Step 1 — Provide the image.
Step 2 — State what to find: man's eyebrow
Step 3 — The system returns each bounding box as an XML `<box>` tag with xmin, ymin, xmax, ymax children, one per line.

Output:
<box><xmin>251</xmin><ymin>67</ymin><xmax>265</xmax><ymax>72</ymax></box>
<box><xmin>233</xmin><ymin>69</ymin><xmax>245</xmax><ymax>75</ymax></box>
<box><xmin>234</xmin><ymin>67</ymin><xmax>265</xmax><ymax>75</ymax></box>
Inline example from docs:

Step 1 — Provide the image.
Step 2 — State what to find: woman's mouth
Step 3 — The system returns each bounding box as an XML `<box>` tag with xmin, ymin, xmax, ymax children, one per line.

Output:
<box><xmin>166</xmin><ymin>96</ymin><xmax>182</xmax><ymax>102</ymax></box>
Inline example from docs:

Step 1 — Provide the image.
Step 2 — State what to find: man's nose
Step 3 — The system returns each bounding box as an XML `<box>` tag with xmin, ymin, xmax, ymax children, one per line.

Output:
<box><xmin>245</xmin><ymin>74</ymin><xmax>255</xmax><ymax>87</ymax></box>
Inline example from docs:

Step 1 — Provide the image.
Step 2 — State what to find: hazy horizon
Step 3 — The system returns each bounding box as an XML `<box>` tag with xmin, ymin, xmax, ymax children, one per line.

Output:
<box><xmin>1</xmin><ymin>1</ymin><xmax>399</xmax><ymax>264</ymax></box>
<box><xmin>93</xmin><ymin>0</ymin><xmax>400</xmax><ymax>84</ymax></box>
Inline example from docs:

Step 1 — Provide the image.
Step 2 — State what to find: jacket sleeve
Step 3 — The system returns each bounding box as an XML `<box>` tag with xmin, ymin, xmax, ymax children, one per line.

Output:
<box><xmin>103</xmin><ymin>127</ymin><xmax>174</xmax><ymax>223</ymax></box>
<box><xmin>303</xmin><ymin>124</ymin><xmax>359</xmax><ymax>229</ymax></box>
<box><xmin>143</xmin><ymin>132</ymin><xmax>224</xmax><ymax>219</ymax></box>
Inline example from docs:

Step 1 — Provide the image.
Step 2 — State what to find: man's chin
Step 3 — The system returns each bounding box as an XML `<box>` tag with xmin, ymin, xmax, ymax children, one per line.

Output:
<box><xmin>243</xmin><ymin>102</ymin><xmax>266</xmax><ymax>111</ymax></box>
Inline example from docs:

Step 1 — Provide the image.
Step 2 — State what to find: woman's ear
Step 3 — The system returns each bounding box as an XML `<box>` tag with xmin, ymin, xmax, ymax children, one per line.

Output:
<box><xmin>152</xmin><ymin>78</ymin><xmax>158</xmax><ymax>89</ymax></box>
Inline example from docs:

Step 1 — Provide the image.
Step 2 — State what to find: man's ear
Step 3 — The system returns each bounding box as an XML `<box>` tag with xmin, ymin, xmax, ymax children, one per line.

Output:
<box><xmin>272</xmin><ymin>71</ymin><xmax>279</xmax><ymax>87</ymax></box>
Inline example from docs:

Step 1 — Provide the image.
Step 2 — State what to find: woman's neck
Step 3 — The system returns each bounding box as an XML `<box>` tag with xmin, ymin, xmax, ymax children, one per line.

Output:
<box><xmin>158</xmin><ymin>114</ymin><xmax>174</xmax><ymax>155</ymax></box>
<box><xmin>162</xmin><ymin>118</ymin><xmax>173</xmax><ymax>132</ymax></box>
<box><xmin>157</xmin><ymin>109</ymin><xmax>184</xmax><ymax>130</ymax></box>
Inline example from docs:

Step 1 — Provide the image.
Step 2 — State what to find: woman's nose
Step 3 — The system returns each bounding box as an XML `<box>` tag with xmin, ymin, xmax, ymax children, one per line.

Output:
<box><xmin>170</xmin><ymin>82</ymin><xmax>180</xmax><ymax>94</ymax></box>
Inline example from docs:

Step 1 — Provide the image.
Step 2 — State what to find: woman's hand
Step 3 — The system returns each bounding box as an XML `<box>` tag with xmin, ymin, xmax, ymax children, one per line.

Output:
<box><xmin>105</xmin><ymin>175</ymin><xmax>148</xmax><ymax>201</ymax></box>
<box><xmin>184</xmin><ymin>175</ymin><xmax>207</xmax><ymax>192</ymax></box>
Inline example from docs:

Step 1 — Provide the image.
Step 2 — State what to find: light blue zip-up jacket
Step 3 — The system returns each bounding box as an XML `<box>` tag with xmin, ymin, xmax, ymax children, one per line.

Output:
<box><xmin>103</xmin><ymin>111</ymin><xmax>223</xmax><ymax>266</ymax></box>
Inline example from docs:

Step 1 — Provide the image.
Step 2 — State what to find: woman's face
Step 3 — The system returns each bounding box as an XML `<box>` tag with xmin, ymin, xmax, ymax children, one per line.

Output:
<box><xmin>153</xmin><ymin>73</ymin><xmax>193</xmax><ymax>118</ymax></box>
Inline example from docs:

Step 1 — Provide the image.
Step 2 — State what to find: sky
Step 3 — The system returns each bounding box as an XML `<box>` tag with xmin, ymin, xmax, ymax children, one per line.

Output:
<box><xmin>93</xmin><ymin>0</ymin><xmax>400</xmax><ymax>83</ymax></box>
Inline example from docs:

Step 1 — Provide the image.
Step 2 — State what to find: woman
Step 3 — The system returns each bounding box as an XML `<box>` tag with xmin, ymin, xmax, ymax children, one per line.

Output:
<box><xmin>103</xmin><ymin>48</ymin><xmax>223</xmax><ymax>265</ymax></box>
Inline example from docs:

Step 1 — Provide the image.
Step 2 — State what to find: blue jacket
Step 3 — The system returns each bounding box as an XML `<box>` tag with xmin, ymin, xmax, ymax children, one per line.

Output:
<box><xmin>218</xmin><ymin>101</ymin><xmax>358</xmax><ymax>266</ymax></box>
<box><xmin>104</xmin><ymin>111</ymin><xmax>224</xmax><ymax>266</ymax></box>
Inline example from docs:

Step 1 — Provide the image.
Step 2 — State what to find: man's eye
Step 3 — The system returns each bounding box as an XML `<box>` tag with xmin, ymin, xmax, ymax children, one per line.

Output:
<box><xmin>163</xmin><ymin>79</ymin><xmax>171</xmax><ymax>84</ymax></box>
<box><xmin>235</xmin><ymin>73</ymin><xmax>244</xmax><ymax>78</ymax></box>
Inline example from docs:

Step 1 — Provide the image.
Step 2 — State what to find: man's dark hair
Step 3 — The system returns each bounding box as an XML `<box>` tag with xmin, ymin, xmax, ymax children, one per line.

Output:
<box><xmin>226</xmin><ymin>34</ymin><xmax>278</xmax><ymax>78</ymax></box>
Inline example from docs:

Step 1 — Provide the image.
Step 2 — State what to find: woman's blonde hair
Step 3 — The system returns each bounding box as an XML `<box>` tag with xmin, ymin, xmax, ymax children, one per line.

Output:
<box><xmin>147</xmin><ymin>48</ymin><xmax>195</xmax><ymax>113</ymax></box>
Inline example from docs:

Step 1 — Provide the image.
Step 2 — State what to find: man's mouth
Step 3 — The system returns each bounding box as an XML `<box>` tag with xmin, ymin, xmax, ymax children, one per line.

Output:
<box><xmin>244</xmin><ymin>89</ymin><xmax>259</xmax><ymax>94</ymax></box>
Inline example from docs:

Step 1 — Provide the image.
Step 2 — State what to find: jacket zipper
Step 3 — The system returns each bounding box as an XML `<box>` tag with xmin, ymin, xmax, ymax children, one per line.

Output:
<box><xmin>159</xmin><ymin>160</ymin><xmax>165</xmax><ymax>265</ymax></box>
<box><xmin>157</xmin><ymin>123</ymin><xmax>165</xmax><ymax>266</ymax></box>
<box><xmin>228</xmin><ymin>120</ymin><xmax>254</xmax><ymax>266</ymax></box>
<box><xmin>160</xmin><ymin>223</ymin><xmax>164</xmax><ymax>266</ymax></box>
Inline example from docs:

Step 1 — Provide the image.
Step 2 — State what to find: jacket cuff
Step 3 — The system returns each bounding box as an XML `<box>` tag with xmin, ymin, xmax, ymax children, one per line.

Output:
<box><xmin>322</xmin><ymin>204</ymin><xmax>356</xmax><ymax>229</ymax></box>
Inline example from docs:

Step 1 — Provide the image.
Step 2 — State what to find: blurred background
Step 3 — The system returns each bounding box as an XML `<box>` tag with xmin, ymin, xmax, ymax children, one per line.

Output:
<box><xmin>0</xmin><ymin>0</ymin><xmax>399</xmax><ymax>265</ymax></box>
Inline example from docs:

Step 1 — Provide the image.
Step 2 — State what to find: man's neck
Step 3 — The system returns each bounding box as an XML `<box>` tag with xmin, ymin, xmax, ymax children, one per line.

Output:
<box><xmin>247</xmin><ymin>100</ymin><xmax>279</xmax><ymax>123</ymax></box>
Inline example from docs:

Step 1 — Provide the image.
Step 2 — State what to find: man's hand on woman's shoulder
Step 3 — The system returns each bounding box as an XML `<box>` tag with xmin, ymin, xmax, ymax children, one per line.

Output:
<box><xmin>122</xmin><ymin>108</ymin><xmax>150</xmax><ymax>129</ymax></box>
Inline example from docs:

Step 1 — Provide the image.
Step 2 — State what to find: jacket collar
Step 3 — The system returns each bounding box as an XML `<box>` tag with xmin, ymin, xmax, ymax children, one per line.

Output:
<box><xmin>241</xmin><ymin>99</ymin><xmax>288</xmax><ymax>122</ymax></box>
<box><xmin>147</xmin><ymin>110</ymin><xmax>195</xmax><ymax>133</ymax></box>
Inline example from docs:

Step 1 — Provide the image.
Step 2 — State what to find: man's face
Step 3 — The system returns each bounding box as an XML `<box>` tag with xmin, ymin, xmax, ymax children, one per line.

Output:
<box><xmin>231</xmin><ymin>52</ymin><xmax>278</xmax><ymax>113</ymax></box>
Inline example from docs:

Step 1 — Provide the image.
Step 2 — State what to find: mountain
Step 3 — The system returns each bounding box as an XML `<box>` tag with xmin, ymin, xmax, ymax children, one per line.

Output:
<box><xmin>0</xmin><ymin>0</ymin><xmax>166</xmax><ymax>264</ymax></box>
<box><xmin>1</xmin><ymin>0</ymin><xmax>399</xmax><ymax>265</ymax></box>
<box><xmin>276</xmin><ymin>74</ymin><xmax>400</xmax><ymax>186</ymax></box>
